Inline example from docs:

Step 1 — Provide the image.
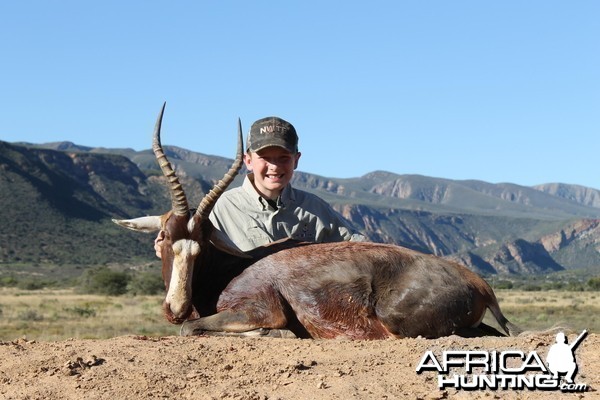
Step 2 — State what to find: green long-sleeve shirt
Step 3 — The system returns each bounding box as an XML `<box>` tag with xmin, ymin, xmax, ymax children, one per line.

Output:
<box><xmin>209</xmin><ymin>174</ymin><xmax>365</xmax><ymax>251</ymax></box>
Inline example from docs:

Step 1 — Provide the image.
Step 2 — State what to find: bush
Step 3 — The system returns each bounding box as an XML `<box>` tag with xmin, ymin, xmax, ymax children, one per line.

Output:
<box><xmin>493</xmin><ymin>280</ymin><xmax>514</xmax><ymax>289</ymax></box>
<box><xmin>521</xmin><ymin>284</ymin><xmax>542</xmax><ymax>292</ymax></box>
<box><xmin>18</xmin><ymin>309</ymin><xmax>43</xmax><ymax>321</ymax></box>
<box><xmin>544</xmin><ymin>281</ymin><xmax>565</xmax><ymax>290</ymax></box>
<box><xmin>17</xmin><ymin>279</ymin><xmax>46</xmax><ymax>290</ymax></box>
<box><xmin>566</xmin><ymin>281</ymin><xmax>585</xmax><ymax>292</ymax></box>
<box><xmin>0</xmin><ymin>276</ymin><xmax>18</xmax><ymax>287</ymax></box>
<box><xmin>63</xmin><ymin>305</ymin><xmax>97</xmax><ymax>318</ymax></box>
<box><xmin>78</xmin><ymin>267</ymin><xmax>131</xmax><ymax>296</ymax></box>
<box><xmin>587</xmin><ymin>277</ymin><xmax>600</xmax><ymax>291</ymax></box>
<box><xmin>127</xmin><ymin>272</ymin><xmax>165</xmax><ymax>296</ymax></box>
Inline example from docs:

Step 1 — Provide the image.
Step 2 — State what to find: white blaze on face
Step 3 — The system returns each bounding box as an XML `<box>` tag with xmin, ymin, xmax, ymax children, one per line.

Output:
<box><xmin>165</xmin><ymin>239</ymin><xmax>200</xmax><ymax>318</ymax></box>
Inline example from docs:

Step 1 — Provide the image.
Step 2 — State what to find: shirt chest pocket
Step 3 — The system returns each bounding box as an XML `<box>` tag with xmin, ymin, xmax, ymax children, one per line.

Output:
<box><xmin>290</xmin><ymin>219</ymin><xmax>319</xmax><ymax>241</ymax></box>
<box><xmin>233</xmin><ymin>226</ymin><xmax>272</xmax><ymax>251</ymax></box>
<box><xmin>246</xmin><ymin>225</ymin><xmax>271</xmax><ymax>242</ymax></box>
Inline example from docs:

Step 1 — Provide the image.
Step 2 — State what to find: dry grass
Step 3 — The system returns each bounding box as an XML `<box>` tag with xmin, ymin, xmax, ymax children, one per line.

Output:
<box><xmin>493</xmin><ymin>289</ymin><xmax>600</xmax><ymax>333</ymax></box>
<box><xmin>0</xmin><ymin>288</ymin><xmax>178</xmax><ymax>341</ymax></box>
<box><xmin>0</xmin><ymin>288</ymin><xmax>598</xmax><ymax>341</ymax></box>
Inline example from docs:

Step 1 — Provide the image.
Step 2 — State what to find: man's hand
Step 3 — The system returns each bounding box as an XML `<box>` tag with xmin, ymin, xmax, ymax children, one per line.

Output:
<box><xmin>154</xmin><ymin>230</ymin><xmax>165</xmax><ymax>259</ymax></box>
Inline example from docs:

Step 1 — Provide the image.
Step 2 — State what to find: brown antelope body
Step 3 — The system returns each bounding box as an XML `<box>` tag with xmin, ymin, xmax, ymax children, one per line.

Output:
<box><xmin>114</xmin><ymin>104</ymin><xmax>520</xmax><ymax>339</ymax></box>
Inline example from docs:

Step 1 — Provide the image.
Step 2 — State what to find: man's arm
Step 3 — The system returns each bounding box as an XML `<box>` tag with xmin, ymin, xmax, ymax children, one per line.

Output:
<box><xmin>349</xmin><ymin>232</ymin><xmax>368</xmax><ymax>242</ymax></box>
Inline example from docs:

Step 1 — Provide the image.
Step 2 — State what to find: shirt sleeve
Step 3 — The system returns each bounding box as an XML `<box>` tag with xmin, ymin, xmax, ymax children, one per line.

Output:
<box><xmin>209</xmin><ymin>192</ymin><xmax>273</xmax><ymax>251</ymax></box>
<box><xmin>350</xmin><ymin>232</ymin><xmax>368</xmax><ymax>242</ymax></box>
<box><xmin>310</xmin><ymin>195</ymin><xmax>366</xmax><ymax>243</ymax></box>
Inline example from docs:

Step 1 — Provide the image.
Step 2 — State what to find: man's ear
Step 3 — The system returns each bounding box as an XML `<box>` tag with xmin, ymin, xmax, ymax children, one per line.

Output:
<box><xmin>243</xmin><ymin>152</ymin><xmax>253</xmax><ymax>172</ymax></box>
<box><xmin>294</xmin><ymin>152</ymin><xmax>301</xmax><ymax>169</ymax></box>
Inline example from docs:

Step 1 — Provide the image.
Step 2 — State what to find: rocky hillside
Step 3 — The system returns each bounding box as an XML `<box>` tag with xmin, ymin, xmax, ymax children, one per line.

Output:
<box><xmin>2</xmin><ymin>140</ymin><xmax>600</xmax><ymax>275</ymax></box>
<box><xmin>534</xmin><ymin>183</ymin><xmax>600</xmax><ymax>208</ymax></box>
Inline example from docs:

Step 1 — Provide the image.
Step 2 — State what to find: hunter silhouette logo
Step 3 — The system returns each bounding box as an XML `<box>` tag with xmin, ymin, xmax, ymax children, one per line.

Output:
<box><xmin>416</xmin><ymin>330</ymin><xmax>589</xmax><ymax>392</ymax></box>
<box><xmin>546</xmin><ymin>330</ymin><xmax>587</xmax><ymax>384</ymax></box>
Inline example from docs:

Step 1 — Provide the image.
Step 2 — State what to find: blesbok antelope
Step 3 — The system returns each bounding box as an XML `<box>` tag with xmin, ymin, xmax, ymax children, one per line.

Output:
<box><xmin>114</xmin><ymin>104</ymin><xmax>521</xmax><ymax>339</ymax></box>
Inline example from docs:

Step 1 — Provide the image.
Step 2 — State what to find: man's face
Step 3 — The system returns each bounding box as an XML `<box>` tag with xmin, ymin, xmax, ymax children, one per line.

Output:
<box><xmin>244</xmin><ymin>146</ymin><xmax>301</xmax><ymax>200</ymax></box>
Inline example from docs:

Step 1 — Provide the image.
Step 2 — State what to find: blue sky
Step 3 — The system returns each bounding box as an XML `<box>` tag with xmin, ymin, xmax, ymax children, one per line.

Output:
<box><xmin>2</xmin><ymin>1</ymin><xmax>599</xmax><ymax>189</ymax></box>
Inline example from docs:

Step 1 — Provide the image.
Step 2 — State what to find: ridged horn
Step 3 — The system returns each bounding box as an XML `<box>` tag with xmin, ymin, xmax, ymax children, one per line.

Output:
<box><xmin>195</xmin><ymin>118</ymin><xmax>244</xmax><ymax>221</ymax></box>
<box><xmin>152</xmin><ymin>102</ymin><xmax>190</xmax><ymax>217</ymax></box>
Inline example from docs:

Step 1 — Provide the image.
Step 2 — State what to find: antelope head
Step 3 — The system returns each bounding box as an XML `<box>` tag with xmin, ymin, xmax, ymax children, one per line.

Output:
<box><xmin>113</xmin><ymin>103</ymin><xmax>244</xmax><ymax>323</ymax></box>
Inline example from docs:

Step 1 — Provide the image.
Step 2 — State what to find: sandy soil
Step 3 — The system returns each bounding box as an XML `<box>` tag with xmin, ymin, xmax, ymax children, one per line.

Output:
<box><xmin>0</xmin><ymin>332</ymin><xmax>597</xmax><ymax>400</ymax></box>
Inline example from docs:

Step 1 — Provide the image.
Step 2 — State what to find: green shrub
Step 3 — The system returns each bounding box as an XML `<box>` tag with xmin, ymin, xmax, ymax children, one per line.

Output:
<box><xmin>493</xmin><ymin>280</ymin><xmax>513</xmax><ymax>289</ymax></box>
<box><xmin>78</xmin><ymin>267</ymin><xmax>131</xmax><ymax>296</ymax></box>
<box><xmin>127</xmin><ymin>272</ymin><xmax>164</xmax><ymax>296</ymax></box>
<box><xmin>18</xmin><ymin>309</ymin><xmax>44</xmax><ymax>321</ymax></box>
<box><xmin>521</xmin><ymin>284</ymin><xmax>542</xmax><ymax>292</ymax></box>
<box><xmin>63</xmin><ymin>305</ymin><xmax>97</xmax><ymax>318</ymax></box>
<box><xmin>0</xmin><ymin>276</ymin><xmax>18</xmax><ymax>287</ymax></box>
<box><xmin>16</xmin><ymin>279</ymin><xmax>46</xmax><ymax>290</ymax></box>
<box><xmin>542</xmin><ymin>281</ymin><xmax>565</xmax><ymax>290</ymax></box>
<box><xmin>566</xmin><ymin>282</ymin><xmax>585</xmax><ymax>292</ymax></box>
<box><xmin>587</xmin><ymin>276</ymin><xmax>600</xmax><ymax>291</ymax></box>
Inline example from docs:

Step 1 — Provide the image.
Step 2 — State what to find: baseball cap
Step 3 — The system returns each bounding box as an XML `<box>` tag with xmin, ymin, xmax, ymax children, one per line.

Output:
<box><xmin>246</xmin><ymin>116</ymin><xmax>298</xmax><ymax>153</ymax></box>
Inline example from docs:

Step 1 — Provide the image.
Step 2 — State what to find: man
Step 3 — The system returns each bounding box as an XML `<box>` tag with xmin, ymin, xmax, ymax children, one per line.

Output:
<box><xmin>155</xmin><ymin>116</ymin><xmax>364</xmax><ymax>256</ymax></box>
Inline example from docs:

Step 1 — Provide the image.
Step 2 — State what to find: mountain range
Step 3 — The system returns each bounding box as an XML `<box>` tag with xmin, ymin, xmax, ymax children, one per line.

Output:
<box><xmin>2</xmin><ymin>139</ymin><xmax>600</xmax><ymax>276</ymax></box>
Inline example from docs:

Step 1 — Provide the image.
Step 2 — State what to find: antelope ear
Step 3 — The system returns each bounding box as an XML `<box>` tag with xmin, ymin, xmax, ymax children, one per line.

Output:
<box><xmin>112</xmin><ymin>216</ymin><xmax>162</xmax><ymax>233</ymax></box>
<box><xmin>209</xmin><ymin>228</ymin><xmax>252</xmax><ymax>259</ymax></box>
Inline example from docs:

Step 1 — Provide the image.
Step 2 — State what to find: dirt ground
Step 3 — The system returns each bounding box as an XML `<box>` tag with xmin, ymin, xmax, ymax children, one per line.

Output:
<box><xmin>0</xmin><ymin>332</ymin><xmax>597</xmax><ymax>400</ymax></box>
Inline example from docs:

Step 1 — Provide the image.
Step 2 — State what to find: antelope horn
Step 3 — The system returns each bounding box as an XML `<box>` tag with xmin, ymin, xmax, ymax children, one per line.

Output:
<box><xmin>195</xmin><ymin>118</ymin><xmax>244</xmax><ymax>221</ymax></box>
<box><xmin>152</xmin><ymin>102</ymin><xmax>190</xmax><ymax>217</ymax></box>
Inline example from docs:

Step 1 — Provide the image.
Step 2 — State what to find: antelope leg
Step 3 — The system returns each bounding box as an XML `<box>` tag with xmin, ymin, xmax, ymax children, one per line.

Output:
<box><xmin>180</xmin><ymin>310</ymin><xmax>294</xmax><ymax>338</ymax></box>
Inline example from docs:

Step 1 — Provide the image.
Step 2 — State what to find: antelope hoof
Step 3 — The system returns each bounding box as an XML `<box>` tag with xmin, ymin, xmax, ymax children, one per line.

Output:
<box><xmin>180</xmin><ymin>320</ymin><xmax>205</xmax><ymax>336</ymax></box>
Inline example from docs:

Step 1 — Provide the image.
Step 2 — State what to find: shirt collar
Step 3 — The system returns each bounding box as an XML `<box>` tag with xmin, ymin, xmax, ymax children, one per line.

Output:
<box><xmin>242</xmin><ymin>174</ymin><xmax>263</xmax><ymax>207</ymax></box>
<box><xmin>280</xmin><ymin>181</ymin><xmax>295</xmax><ymax>205</ymax></box>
